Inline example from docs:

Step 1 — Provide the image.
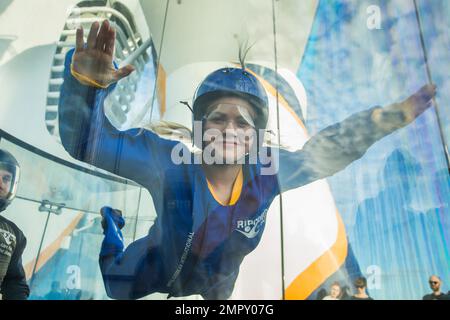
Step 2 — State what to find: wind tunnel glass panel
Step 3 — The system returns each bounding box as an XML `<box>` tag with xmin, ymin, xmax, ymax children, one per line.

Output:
<box><xmin>0</xmin><ymin>136</ymin><xmax>148</xmax><ymax>300</ymax></box>
<box><xmin>291</xmin><ymin>0</ymin><xmax>450</xmax><ymax>300</ymax></box>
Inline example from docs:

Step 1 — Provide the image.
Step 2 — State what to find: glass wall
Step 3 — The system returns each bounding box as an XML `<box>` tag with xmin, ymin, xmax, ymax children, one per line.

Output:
<box><xmin>297</xmin><ymin>0</ymin><xmax>450</xmax><ymax>299</ymax></box>
<box><xmin>0</xmin><ymin>133</ymin><xmax>155</xmax><ymax>299</ymax></box>
<box><xmin>0</xmin><ymin>0</ymin><xmax>448</xmax><ymax>300</ymax></box>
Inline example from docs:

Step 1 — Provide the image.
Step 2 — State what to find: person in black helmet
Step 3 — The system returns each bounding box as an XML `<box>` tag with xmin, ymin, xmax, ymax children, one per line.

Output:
<box><xmin>58</xmin><ymin>20</ymin><xmax>437</xmax><ymax>300</ymax></box>
<box><xmin>0</xmin><ymin>149</ymin><xmax>29</xmax><ymax>300</ymax></box>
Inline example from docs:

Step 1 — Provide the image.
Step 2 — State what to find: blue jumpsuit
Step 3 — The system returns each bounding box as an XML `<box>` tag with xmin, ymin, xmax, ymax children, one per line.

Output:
<box><xmin>59</xmin><ymin>49</ymin><xmax>390</xmax><ymax>299</ymax></box>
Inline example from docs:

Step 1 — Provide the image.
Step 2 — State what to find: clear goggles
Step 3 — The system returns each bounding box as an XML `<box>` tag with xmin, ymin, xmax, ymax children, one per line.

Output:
<box><xmin>203</xmin><ymin>104</ymin><xmax>256</xmax><ymax>130</ymax></box>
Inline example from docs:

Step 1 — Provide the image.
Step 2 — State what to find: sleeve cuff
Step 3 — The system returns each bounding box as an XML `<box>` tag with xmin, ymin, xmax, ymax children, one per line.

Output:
<box><xmin>70</xmin><ymin>62</ymin><xmax>110</xmax><ymax>89</ymax></box>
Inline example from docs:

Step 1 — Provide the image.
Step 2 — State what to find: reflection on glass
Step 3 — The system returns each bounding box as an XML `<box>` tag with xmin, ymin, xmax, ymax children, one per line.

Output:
<box><xmin>299</xmin><ymin>0</ymin><xmax>450</xmax><ymax>300</ymax></box>
<box><xmin>0</xmin><ymin>137</ymin><xmax>151</xmax><ymax>300</ymax></box>
<box><xmin>0</xmin><ymin>0</ymin><xmax>448</xmax><ymax>301</ymax></box>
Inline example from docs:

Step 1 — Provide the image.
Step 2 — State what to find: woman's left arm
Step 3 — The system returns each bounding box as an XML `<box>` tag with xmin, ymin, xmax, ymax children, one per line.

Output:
<box><xmin>277</xmin><ymin>84</ymin><xmax>437</xmax><ymax>192</ymax></box>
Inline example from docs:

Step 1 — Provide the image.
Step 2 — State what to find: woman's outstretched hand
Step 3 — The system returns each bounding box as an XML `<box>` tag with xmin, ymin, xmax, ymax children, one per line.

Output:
<box><xmin>372</xmin><ymin>84</ymin><xmax>437</xmax><ymax>132</ymax></box>
<box><xmin>71</xmin><ymin>20</ymin><xmax>135</xmax><ymax>88</ymax></box>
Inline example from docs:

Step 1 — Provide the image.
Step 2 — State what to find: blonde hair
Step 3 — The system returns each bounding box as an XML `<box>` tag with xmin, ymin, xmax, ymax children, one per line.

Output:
<box><xmin>144</xmin><ymin>120</ymin><xmax>192</xmax><ymax>142</ymax></box>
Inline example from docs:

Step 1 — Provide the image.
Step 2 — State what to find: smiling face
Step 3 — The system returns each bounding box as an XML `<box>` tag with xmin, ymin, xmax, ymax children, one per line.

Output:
<box><xmin>202</xmin><ymin>96</ymin><xmax>257</xmax><ymax>164</ymax></box>
<box><xmin>0</xmin><ymin>169</ymin><xmax>12</xmax><ymax>199</ymax></box>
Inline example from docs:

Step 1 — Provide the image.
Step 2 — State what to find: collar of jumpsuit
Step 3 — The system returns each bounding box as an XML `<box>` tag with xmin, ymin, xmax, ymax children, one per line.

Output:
<box><xmin>206</xmin><ymin>167</ymin><xmax>243</xmax><ymax>206</ymax></box>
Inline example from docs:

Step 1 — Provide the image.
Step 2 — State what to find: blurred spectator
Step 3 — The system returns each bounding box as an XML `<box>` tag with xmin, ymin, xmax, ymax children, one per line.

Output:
<box><xmin>340</xmin><ymin>285</ymin><xmax>351</xmax><ymax>300</ymax></box>
<box><xmin>316</xmin><ymin>288</ymin><xmax>327</xmax><ymax>300</ymax></box>
<box><xmin>65</xmin><ymin>288</ymin><xmax>82</xmax><ymax>300</ymax></box>
<box><xmin>44</xmin><ymin>281</ymin><xmax>64</xmax><ymax>300</ymax></box>
<box><xmin>422</xmin><ymin>275</ymin><xmax>449</xmax><ymax>300</ymax></box>
<box><xmin>322</xmin><ymin>282</ymin><xmax>342</xmax><ymax>300</ymax></box>
<box><xmin>350</xmin><ymin>277</ymin><xmax>373</xmax><ymax>300</ymax></box>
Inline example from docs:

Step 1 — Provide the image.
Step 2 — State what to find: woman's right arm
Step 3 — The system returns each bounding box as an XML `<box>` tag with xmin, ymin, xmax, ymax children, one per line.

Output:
<box><xmin>58</xmin><ymin>21</ymin><xmax>177</xmax><ymax>186</ymax></box>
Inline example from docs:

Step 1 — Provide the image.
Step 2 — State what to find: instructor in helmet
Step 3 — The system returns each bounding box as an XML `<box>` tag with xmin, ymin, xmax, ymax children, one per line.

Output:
<box><xmin>0</xmin><ymin>149</ymin><xmax>29</xmax><ymax>300</ymax></box>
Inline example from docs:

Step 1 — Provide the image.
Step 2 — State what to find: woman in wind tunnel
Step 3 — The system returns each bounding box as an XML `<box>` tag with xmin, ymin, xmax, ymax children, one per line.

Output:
<box><xmin>58</xmin><ymin>20</ymin><xmax>437</xmax><ymax>300</ymax></box>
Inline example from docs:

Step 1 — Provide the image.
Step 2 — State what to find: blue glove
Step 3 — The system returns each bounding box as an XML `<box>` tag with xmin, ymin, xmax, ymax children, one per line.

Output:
<box><xmin>99</xmin><ymin>206</ymin><xmax>125</xmax><ymax>258</ymax></box>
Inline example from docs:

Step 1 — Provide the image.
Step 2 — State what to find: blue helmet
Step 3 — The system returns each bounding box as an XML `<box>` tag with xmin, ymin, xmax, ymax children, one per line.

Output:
<box><xmin>192</xmin><ymin>68</ymin><xmax>269</xmax><ymax>129</ymax></box>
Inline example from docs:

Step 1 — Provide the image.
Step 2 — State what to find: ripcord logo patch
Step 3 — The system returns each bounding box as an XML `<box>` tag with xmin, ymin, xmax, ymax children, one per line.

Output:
<box><xmin>235</xmin><ymin>209</ymin><xmax>268</xmax><ymax>239</ymax></box>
